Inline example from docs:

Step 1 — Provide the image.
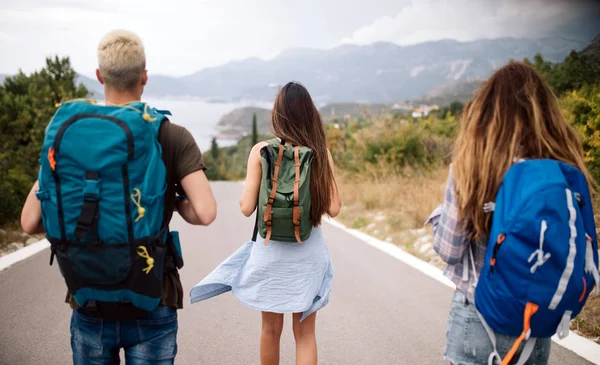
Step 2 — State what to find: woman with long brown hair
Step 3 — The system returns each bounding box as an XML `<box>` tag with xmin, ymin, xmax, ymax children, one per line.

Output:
<box><xmin>191</xmin><ymin>82</ymin><xmax>341</xmax><ymax>365</ymax></box>
<box><xmin>431</xmin><ymin>62</ymin><xmax>596</xmax><ymax>365</ymax></box>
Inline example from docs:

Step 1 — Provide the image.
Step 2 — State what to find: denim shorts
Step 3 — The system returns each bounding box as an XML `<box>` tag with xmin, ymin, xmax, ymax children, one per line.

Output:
<box><xmin>71</xmin><ymin>306</ymin><xmax>178</xmax><ymax>365</ymax></box>
<box><xmin>445</xmin><ymin>291</ymin><xmax>551</xmax><ymax>365</ymax></box>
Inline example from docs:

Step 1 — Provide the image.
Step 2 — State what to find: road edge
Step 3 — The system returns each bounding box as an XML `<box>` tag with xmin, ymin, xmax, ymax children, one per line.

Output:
<box><xmin>0</xmin><ymin>239</ymin><xmax>50</xmax><ymax>271</ymax></box>
<box><xmin>323</xmin><ymin>217</ymin><xmax>600</xmax><ymax>364</ymax></box>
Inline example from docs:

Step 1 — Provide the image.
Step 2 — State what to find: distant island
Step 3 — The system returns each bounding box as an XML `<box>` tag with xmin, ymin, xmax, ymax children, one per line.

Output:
<box><xmin>216</xmin><ymin>107</ymin><xmax>272</xmax><ymax>139</ymax></box>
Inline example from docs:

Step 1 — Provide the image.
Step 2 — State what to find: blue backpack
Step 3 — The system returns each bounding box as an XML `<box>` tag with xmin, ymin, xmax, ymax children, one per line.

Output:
<box><xmin>37</xmin><ymin>100</ymin><xmax>183</xmax><ymax>313</ymax></box>
<box><xmin>473</xmin><ymin>159</ymin><xmax>599</xmax><ymax>365</ymax></box>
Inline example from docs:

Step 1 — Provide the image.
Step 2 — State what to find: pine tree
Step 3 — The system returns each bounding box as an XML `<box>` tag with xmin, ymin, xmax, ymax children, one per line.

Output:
<box><xmin>251</xmin><ymin>112</ymin><xmax>259</xmax><ymax>146</ymax></box>
<box><xmin>210</xmin><ymin>137</ymin><xmax>220</xmax><ymax>159</ymax></box>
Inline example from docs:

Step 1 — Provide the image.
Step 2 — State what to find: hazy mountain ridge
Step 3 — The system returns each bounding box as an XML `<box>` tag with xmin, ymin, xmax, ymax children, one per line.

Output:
<box><xmin>142</xmin><ymin>37</ymin><xmax>583</xmax><ymax>102</ymax></box>
<box><xmin>1</xmin><ymin>36</ymin><xmax>589</xmax><ymax>103</ymax></box>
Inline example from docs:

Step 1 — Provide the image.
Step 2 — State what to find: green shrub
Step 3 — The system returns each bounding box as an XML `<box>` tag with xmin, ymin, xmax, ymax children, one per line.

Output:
<box><xmin>0</xmin><ymin>57</ymin><xmax>89</xmax><ymax>226</ymax></box>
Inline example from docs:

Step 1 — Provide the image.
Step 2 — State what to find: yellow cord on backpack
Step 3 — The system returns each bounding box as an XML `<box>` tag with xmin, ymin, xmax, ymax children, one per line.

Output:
<box><xmin>142</xmin><ymin>104</ymin><xmax>157</xmax><ymax>122</ymax></box>
<box><xmin>55</xmin><ymin>98</ymin><xmax>98</xmax><ymax>108</ymax></box>
<box><xmin>136</xmin><ymin>246</ymin><xmax>154</xmax><ymax>274</ymax></box>
<box><xmin>130</xmin><ymin>188</ymin><xmax>146</xmax><ymax>222</ymax></box>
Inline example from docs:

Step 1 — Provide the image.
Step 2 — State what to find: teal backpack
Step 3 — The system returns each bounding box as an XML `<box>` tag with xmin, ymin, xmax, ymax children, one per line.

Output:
<box><xmin>37</xmin><ymin>100</ymin><xmax>183</xmax><ymax>313</ymax></box>
<box><xmin>255</xmin><ymin>138</ymin><xmax>314</xmax><ymax>244</ymax></box>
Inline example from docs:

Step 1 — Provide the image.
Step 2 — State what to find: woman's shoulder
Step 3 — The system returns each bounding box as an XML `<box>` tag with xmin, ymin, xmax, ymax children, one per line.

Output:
<box><xmin>248</xmin><ymin>141</ymin><xmax>270</xmax><ymax>161</ymax></box>
<box><xmin>251</xmin><ymin>141</ymin><xmax>270</xmax><ymax>153</ymax></box>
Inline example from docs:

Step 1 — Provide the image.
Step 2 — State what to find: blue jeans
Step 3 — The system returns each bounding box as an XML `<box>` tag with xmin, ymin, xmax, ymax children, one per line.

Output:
<box><xmin>70</xmin><ymin>306</ymin><xmax>178</xmax><ymax>365</ymax></box>
<box><xmin>445</xmin><ymin>291</ymin><xmax>551</xmax><ymax>365</ymax></box>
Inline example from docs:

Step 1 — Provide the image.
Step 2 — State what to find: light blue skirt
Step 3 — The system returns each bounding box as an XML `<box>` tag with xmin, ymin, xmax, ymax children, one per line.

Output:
<box><xmin>190</xmin><ymin>226</ymin><xmax>333</xmax><ymax>321</ymax></box>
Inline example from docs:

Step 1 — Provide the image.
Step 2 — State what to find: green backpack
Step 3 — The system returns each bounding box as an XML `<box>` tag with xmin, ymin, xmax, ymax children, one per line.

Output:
<box><xmin>255</xmin><ymin>138</ymin><xmax>314</xmax><ymax>244</ymax></box>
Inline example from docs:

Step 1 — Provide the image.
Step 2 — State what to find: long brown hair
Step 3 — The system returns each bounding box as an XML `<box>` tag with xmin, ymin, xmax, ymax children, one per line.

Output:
<box><xmin>271</xmin><ymin>82</ymin><xmax>335</xmax><ymax>226</ymax></box>
<box><xmin>453</xmin><ymin>61</ymin><xmax>595</xmax><ymax>241</ymax></box>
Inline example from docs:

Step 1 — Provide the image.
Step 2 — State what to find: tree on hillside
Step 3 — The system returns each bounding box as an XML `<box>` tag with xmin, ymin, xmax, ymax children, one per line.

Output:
<box><xmin>527</xmin><ymin>52</ymin><xmax>600</xmax><ymax>94</ymax></box>
<box><xmin>251</xmin><ymin>112</ymin><xmax>258</xmax><ymax>146</ymax></box>
<box><xmin>0</xmin><ymin>56</ymin><xmax>89</xmax><ymax>226</ymax></box>
<box><xmin>526</xmin><ymin>46</ymin><xmax>600</xmax><ymax>183</ymax></box>
<box><xmin>561</xmin><ymin>84</ymin><xmax>600</xmax><ymax>183</ymax></box>
<box><xmin>435</xmin><ymin>101</ymin><xmax>464</xmax><ymax>119</ymax></box>
<box><xmin>210</xmin><ymin>137</ymin><xmax>220</xmax><ymax>159</ymax></box>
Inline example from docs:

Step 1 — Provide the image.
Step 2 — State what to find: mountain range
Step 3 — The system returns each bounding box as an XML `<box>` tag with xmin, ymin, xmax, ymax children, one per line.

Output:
<box><xmin>0</xmin><ymin>36</ymin><xmax>591</xmax><ymax>103</ymax></box>
<box><xmin>141</xmin><ymin>36</ymin><xmax>586</xmax><ymax>103</ymax></box>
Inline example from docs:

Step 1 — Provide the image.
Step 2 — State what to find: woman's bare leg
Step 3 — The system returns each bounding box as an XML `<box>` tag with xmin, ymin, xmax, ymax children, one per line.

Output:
<box><xmin>261</xmin><ymin>312</ymin><xmax>284</xmax><ymax>365</ymax></box>
<box><xmin>293</xmin><ymin>312</ymin><xmax>317</xmax><ymax>365</ymax></box>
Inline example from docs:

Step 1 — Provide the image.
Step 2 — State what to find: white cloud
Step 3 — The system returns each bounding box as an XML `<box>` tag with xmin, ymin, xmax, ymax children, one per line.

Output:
<box><xmin>342</xmin><ymin>0</ymin><xmax>594</xmax><ymax>45</ymax></box>
<box><xmin>0</xmin><ymin>0</ymin><xmax>596</xmax><ymax>77</ymax></box>
<box><xmin>0</xmin><ymin>0</ymin><xmax>407</xmax><ymax>77</ymax></box>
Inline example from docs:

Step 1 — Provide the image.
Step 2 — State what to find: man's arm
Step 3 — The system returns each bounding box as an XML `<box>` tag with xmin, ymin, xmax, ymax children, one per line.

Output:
<box><xmin>177</xmin><ymin>170</ymin><xmax>217</xmax><ymax>226</ymax></box>
<box><xmin>21</xmin><ymin>181</ymin><xmax>45</xmax><ymax>235</ymax></box>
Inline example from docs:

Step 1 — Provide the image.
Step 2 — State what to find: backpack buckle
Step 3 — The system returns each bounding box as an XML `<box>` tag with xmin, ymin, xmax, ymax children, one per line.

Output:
<box><xmin>574</xmin><ymin>193</ymin><xmax>584</xmax><ymax>208</ymax></box>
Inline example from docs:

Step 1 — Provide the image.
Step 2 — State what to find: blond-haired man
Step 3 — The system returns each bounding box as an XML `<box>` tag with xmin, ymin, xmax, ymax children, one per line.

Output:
<box><xmin>21</xmin><ymin>30</ymin><xmax>216</xmax><ymax>364</ymax></box>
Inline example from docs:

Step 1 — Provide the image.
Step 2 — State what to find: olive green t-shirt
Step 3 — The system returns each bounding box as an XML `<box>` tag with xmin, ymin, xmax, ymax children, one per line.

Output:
<box><xmin>67</xmin><ymin>120</ymin><xmax>206</xmax><ymax>310</ymax></box>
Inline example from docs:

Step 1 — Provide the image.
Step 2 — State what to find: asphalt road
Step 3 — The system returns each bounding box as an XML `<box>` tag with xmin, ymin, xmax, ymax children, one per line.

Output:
<box><xmin>0</xmin><ymin>182</ymin><xmax>594</xmax><ymax>364</ymax></box>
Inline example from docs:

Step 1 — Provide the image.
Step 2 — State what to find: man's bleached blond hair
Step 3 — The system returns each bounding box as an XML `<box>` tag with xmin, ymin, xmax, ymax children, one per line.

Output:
<box><xmin>97</xmin><ymin>30</ymin><xmax>146</xmax><ymax>91</ymax></box>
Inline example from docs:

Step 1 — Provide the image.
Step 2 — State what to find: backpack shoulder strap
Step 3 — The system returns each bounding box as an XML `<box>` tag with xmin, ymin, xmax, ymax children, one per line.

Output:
<box><xmin>293</xmin><ymin>146</ymin><xmax>302</xmax><ymax>244</ymax></box>
<box><xmin>262</xmin><ymin>142</ymin><xmax>285</xmax><ymax>245</ymax></box>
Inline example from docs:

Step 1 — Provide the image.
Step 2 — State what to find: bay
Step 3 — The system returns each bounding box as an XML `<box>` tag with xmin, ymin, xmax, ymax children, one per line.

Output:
<box><xmin>144</xmin><ymin>98</ymin><xmax>271</xmax><ymax>151</ymax></box>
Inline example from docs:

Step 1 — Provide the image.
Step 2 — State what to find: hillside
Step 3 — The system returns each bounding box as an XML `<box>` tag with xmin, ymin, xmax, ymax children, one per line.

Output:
<box><xmin>415</xmin><ymin>78</ymin><xmax>484</xmax><ymax>106</ymax></box>
<box><xmin>581</xmin><ymin>33</ymin><xmax>600</xmax><ymax>57</ymax></box>
<box><xmin>140</xmin><ymin>37</ymin><xmax>584</xmax><ymax>103</ymax></box>
<box><xmin>320</xmin><ymin>103</ymin><xmax>391</xmax><ymax>121</ymax></box>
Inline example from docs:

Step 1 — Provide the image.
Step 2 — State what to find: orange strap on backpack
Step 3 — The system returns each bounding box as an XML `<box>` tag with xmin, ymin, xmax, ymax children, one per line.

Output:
<box><xmin>293</xmin><ymin>146</ymin><xmax>302</xmax><ymax>244</ymax></box>
<box><xmin>263</xmin><ymin>143</ymin><xmax>285</xmax><ymax>245</ymax></box>
<box><xmin>500</xmin><ymin>302</ymin><xmax>539</xmax><ymax>365</ymax></box>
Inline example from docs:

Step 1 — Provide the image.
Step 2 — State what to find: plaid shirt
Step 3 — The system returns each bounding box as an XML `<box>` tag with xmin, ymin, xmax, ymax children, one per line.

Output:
<box><xmin>428</xmin><ymin>168</ymin><xmax>487</xmax><ymax>303</ymax></box>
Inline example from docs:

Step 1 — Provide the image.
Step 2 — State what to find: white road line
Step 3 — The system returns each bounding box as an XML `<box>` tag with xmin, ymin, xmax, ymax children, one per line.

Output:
<box><xmin>0</xmin><ymin>239</ymin><xmax>50</xmax><ymax>271</ymax></box>
<box><xmin>324</xmin><ymin>217</ymin><xmax>600</xmax><ymax>364</ymax></box>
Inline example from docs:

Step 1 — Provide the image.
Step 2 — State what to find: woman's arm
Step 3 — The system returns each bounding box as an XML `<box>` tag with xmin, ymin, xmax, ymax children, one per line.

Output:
<box><xmin>327</xmin><ymin>149</ymin><xmax>342</xmax><ymax>218</ymax></box>
<box><xmin>240</xmin><ymin>142</ymin><xmax>268</xmax><ymax>217</ymax></box>
<box><xmin>432</xmin><ymin>167</ymin><xmax>470</xmax><ymax>265</ymax></box>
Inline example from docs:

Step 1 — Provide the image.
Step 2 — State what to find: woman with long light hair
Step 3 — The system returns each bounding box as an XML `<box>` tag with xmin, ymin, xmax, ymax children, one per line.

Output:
<box><xmin>432</xmin><ymin>61</ymin><xmax>595</xmax><ymax>365</ymax></box>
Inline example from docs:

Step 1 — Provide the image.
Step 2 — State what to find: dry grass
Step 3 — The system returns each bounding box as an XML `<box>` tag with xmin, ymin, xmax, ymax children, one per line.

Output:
<box><xmin>572</xmin><ymin>295</ymin><xmax>600</xmax><ymax>343</ymax></box>
<box><xmin>336</xmin><ymin>166</ymin><xmax>447</xmax><ymax>233</ymax></box>
<box><xmin>0</xmin><ymin>222</ymin><xmax>42</xmax><ymax>255</ymax></box>
<box><xmin>574</xmin><ymin>195</ymin><xmax>600</xmax><ymax>342</ymax></box>
<box><xmin>335</xmin><ymin>165</ymin><xmax>447</xmax><ymax>269</ymax></box>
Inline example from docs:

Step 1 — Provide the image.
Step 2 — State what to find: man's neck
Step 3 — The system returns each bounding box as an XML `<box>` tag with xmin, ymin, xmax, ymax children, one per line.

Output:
<box><xmin>103</xmin><ymin>87</ymin><xmax>142</xmax><ymax>106</ymax></box>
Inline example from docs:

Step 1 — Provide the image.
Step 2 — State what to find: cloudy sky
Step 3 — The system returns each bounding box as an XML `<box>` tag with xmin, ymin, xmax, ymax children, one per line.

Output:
<box><xmin>1</xmin><ymin>0</ymin><xmax>599</xmax><ymax>78</ymax></box>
